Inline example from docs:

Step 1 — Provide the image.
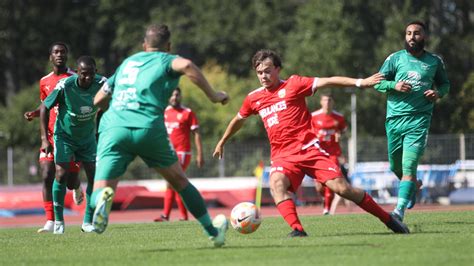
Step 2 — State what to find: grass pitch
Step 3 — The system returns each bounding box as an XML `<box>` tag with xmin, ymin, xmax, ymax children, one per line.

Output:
<box><xmin>1</xmin><ymin>211</ymin><xmax>473</xmax><ymax>266</ymax></box>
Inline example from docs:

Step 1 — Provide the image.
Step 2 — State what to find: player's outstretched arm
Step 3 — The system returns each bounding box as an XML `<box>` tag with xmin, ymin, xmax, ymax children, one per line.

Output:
<box><xmin>171</xmin><ymin>57</ymin><xmax>229</xmax><ymax>105</ymax></box>
<box><xmin>317</xmin><ymin>73</ymin><xmax>384</xmax><ymax>89</ymax></box>
<box><xmin>213</xmin><ymin>115</ymin><xmax>246</xmax><ymax>159</ymax></box>
<box><xmin>39</xmin><ymin>103</ymin><xmax>52</xmax><ymax>154</ymax></box>
<box><xmin>24</xmin><ymin>104</ymin><xmax>41</xmax><ymax>121</ymax></box>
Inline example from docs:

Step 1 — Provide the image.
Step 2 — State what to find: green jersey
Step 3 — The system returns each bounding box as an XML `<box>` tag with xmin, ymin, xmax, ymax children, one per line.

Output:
<box><xmin>44</xmin><ymin>74</ymin><xmax>106</xmax><ymax>141</ymax></box>
<box><xmin>99</xmin><ymin>51</ymin><xmax>181</xmax><ymax>132</ymax></box>
<box><xmin>374</xmin><ymin>49</ymin><xmax>450</xmax><ymax>118</ymax></box>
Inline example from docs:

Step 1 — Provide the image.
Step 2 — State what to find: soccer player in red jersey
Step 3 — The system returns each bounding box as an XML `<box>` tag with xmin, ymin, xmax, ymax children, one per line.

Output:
<box><xmin>214</xmin><ymin>49</ymin><xmax>410</xmax><ymax>236</ymax></box>
<box><xmin>23</xmin><ymin>42</ymin><xmax>84</xmax><ymax>233</ymax></box>
<box><xmin>154</xmin><ymin>87</ymin><xmax>204</xmax><ymax>222</ymax></box>
<box><xmin>311</xmin><ymin>94</ymin><xmax>347</xmax><ymax>215</ymax></box>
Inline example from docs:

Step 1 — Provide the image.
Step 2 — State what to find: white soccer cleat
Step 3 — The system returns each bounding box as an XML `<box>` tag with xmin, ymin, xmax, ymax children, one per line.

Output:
<box><xmin>53</xmin><ymin>221</ymin><xmax>65</xmax><ymax>234</ymax></box>
<box><xmin>81</xmin><ymin>223</ymin><xmax>95</xmax><ymax>233</ymax></box>
<box><xmin>73</xmin><ymin>186</ymin><xmax>84</xmax><ymax>205</ymax></box>
<box><xmin>93</xmin><ymin>187</ymin><xmax>115</xmax><ymax>234</ymax></box>
<box><xmin>37</xmin><ymin>220</ymin><xmax>54</xmax><ymax>233</ymax></box>
<box><xmin>210</xmin><ymin>214</ymin><xmax>228</xmax><ymax>247</ymax></box>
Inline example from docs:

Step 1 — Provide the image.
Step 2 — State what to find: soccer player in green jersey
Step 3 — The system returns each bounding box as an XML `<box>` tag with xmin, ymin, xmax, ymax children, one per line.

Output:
<box><xmin>91</xmin><ymin>24</ymin><xmax>230</xmax><ymax>247</ymax></box>
<box><xmin>40</xmin><ymin>56</ymin><xmax>107</xmax><ymax>234</ymax></box>
<box><xmin>374</xmin><ymin>21</ymin><xmax>450</xmax><ymax>221</ymax></box>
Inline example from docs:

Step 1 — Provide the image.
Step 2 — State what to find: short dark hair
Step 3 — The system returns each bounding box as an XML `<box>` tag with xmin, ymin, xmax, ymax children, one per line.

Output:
<box><xmin>320</xmin><ymin>92</ymin><xmax>333</xmax><ymax>99</ymax></box>
<box><xmin>49</xmin><ymin>42</ymin><xmax>69</xmax><ymax>54</ymax></box>
<box><xmin>174</xmin><ymin>87</ymin><xmax>181</xmax><ymax>93</ymax></box>
<box><xmin>145</xmin><ymin>24</ymin><xmax>171</xmax><ymax>49</ymax></box>
<box><xmin>252</xmin><ymin>49</ymin><xmax>282</xmax><ymax>69</ymax></box>
<box><xmin>76</xmin><ymin>56</ymin><xmax>96</xmax><ymax>67</ymax></box>
<box><xmin>406</xmin><ymin>20</ymin><xmax>427</xmax><ymax>32</ymax></box>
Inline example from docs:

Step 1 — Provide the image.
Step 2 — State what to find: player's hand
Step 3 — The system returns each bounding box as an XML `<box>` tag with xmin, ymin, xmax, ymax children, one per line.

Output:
<box><xmin>196</xmin><ymin>154</ymin><xmax>204</xmax><ymax>168</ymax></box>
<box><xmin>424</xmin><ymin>89</ymin><xmax>439</xmax><ymax>102</ymax></box>
<box><xmin>361</xmin><ymin>73</ymin><xmax>385</xmax><ymax>88</ymax></box>
<box><xmin>394</xmin><ymin>81</ymin><xmax>412</xmax><ymax>93</ymax></box>
<box><xmin>41</xmin><ymin>141</ymin><xmax>53</xmax><ymax>155</ymax></box>
<box><xmin>213</xmin><ymin>143</ymin><xmax>225</xmax><ymax>159</ymax></box>
<box><xmin>24</xmin><ymin>111</ymin><xmax>35</xmax><ymax>121</ymax></box>
<box><xmin>212</xmin><ymin>91</ymin><xmax>229</xmax><ymax>105</ymax></box>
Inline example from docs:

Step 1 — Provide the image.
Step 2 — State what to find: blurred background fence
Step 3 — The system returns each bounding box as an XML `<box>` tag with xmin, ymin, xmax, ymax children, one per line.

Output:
<box><xmin>1</xmin><ymin>133</ymin><xmax>473</xmax><ymax>185</ymax></box>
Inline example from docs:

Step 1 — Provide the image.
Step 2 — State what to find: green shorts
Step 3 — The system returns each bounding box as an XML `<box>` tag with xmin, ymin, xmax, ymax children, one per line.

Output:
<box><xmin>54</xmin><ymin>133</ymin><xmax>97</xmax><ymax>164</ymax></box>
<box><xmin>386</xmin><ymin>114</ymin><xmax>431</xmax><ymax>177</ymax></box>
<box><xmin>95</xmin><ymin>127</ymin><xmax>178</xmax><ymax>181</ymax></box>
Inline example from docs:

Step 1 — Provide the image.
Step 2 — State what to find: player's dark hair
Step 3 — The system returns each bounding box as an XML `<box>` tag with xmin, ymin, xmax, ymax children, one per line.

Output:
<box><xmin>145</xmin><ymin>24</ymin><xmax>171</xmax><ymax>49</ymax></box>
<box><xmin>252</xmin><ymin>49</ymin><xmax>282</xmax><ymax>69</ymax></box>
<box><xmin>76</xmin><ymin>56</ymin><xmax>96</xmax><ymax>67</ymax></box>
<box><xmin>49</xmin><ymin>42</ymin><xmax>69</xmax><ymax>54</ymax></box>
<box><xmin>406</xmin><ymin>20</ymin><xmax>427</xmax><ymax>32</ymax></box>
<box><xmin>320</xmin><ymin>92</ymin><xmax>333</xmax><ymax>99</ymax></box>
<box><xmin>174</xmin><ymin>87</ymin><xmax>182</xmax><ymax>93</ymax></box>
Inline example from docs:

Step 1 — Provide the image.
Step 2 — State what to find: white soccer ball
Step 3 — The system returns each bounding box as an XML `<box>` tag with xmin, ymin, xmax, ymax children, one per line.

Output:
<box><xmin>230</xmin><ymin>202</ymin><xmax>262</xmax><ymax>234</ymax></box>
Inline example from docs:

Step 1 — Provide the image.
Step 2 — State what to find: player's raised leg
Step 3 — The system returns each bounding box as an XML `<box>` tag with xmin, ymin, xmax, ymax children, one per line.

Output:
<box><xmin>325</xmin><ymin>177</ymin><xmax>410</xmax><ymax>233</ymax></box>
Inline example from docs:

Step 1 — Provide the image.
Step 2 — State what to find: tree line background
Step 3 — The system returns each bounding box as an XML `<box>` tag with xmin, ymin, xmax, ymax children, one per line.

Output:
<box><xmin>0</xmin><ymin>0</ymin><xmax>472</xmax><ymax>153</ymax></box>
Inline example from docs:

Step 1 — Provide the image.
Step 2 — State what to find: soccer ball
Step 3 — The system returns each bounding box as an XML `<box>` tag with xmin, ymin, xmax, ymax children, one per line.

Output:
<box><xmin>230</xmin><ymin>202</ymin><xmax>262</xmax><ymax>234</ymax></box>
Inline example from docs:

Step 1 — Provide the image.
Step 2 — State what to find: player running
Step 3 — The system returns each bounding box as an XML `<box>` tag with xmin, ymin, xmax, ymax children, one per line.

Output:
<box><xmin>214</xmin><ymin>49</ymin><xmax>410</xmax><ymax>237</ymax></box>
<box><xmin>91</xmin><ymin>24</ymin><xmax>230</xmax><ymax>247</ymax></box>
<box><xmin>23</xmin><ymin>42</ymin><xmax>84</xmax><ymax>233</ymax></box>
<box><xmin>154</xmin><ymin>87</ymin><xmax>204</xmax><ymax>222</ymax></box>
<box><xmin>40</xmin><ymin>56</ymin><xmax>105</xmax><ymax>234</ymax></box>
<box><xmin>374</xmin><ymin>21</ymin><xmax>450</xmax><ymax>221</ymax></box>
<box><xmin>311</xmin><ymin>93</ymin><xmax>348</xmax><ymax>215</ymax></box>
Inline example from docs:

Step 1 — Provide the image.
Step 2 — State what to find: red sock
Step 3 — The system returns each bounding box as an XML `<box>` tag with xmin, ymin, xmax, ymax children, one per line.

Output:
<box><xmin>357</xmin><ymin>193</ymin><xmax>390</xmax><ymax>223</ymax></box>
<box><xmin>162</xmin><ymin>188</ymin><xmax>175</xmax><ymax>217</ymax></box>
<box><xmin>324</xmin><ymin>187</ymin><xmax>334</xmax><ymax>211</ymax></box>
<box><xmin>175</xmin><ymin>194</ymin><xmax>188</xmax><ymax>220</ymax></box>
<box><xmin>44</xmin><ymin>201</ymin><xmax>54</xmax><ymax>221</ymax></box>
<box><xmin>276</xmin><ymin>199</ymin><xmax>304</xmax><ymax>231</ymax></box>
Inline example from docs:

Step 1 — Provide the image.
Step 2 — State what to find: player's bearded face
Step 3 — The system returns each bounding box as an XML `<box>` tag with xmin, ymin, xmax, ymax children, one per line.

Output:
<box><xmin>405</xmin><ymin>24</ymin><xmax>425</xmax><ymax>54</ymax></box>
<box><xmin>255</xmin><ymin>59</ymin><xmax>280</xmax><ymax>90</ymax></box>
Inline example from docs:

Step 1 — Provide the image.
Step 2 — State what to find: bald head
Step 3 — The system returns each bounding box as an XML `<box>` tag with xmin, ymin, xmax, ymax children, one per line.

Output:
<box><xmin>144</xmin><ymin>24</ymin><xmax>171</xmax><ymax>51</ymax></box>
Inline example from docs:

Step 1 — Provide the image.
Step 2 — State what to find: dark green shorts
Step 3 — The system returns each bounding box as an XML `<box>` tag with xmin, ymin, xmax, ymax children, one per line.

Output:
<box><xmin>386</xmin><ymin>114</ymin><xmax>431</xmax><ymax>177</ymax></box>
<box><xmin>54</xmin><ymin>133</ymin><xmax>97</xmax><ymax>164</ymax></box>
<box><xmin>95</xmin><ymin>127</ymin><xmax>177</xmax><ymax>181</ymax></box>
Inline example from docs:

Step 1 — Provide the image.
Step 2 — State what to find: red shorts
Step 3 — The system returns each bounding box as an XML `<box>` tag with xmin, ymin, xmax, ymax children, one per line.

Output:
<box><xmin>38</xmin><ymin>149</ymin><xmax>81</xmax><ymax>173</ymax></box>
<box><xmin>270</xmin><ymin>146</ymin><xmax>342</xmax><ymax>193</ymax></box>
<box><xmin>176</xmin><ymin>152</ymin><xmax>192</xmax><ymax>171</ymax></box>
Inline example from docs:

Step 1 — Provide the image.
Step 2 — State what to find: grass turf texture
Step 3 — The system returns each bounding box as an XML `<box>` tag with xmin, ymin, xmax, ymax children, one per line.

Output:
<box><xmin>1</xmin><ymin>211</ymin><xmax>473</xmax><ymax>266</ymax></box>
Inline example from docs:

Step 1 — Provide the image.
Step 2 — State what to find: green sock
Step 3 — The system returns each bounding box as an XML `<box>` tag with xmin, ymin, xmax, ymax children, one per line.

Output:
<box><xmin>83</xmin><ymin>182</ymin><xmax>94</xmax><ymax>224</ymax></box>
<box><xmin>395</xmin><ymin>180</ymin><xmax>416</xmax><ymax>217</ymax></box>
<box><xmin>52</xmin><ymin>179</ymin><xmax>66</xmax><ymax>221</ymax></box>
<box><xmin>90</xmin><ymin>187</ymin><xmax>105</xmax><ymax>209</ymax></box>
<box><xmin>178</xmin><ymin>184</ymin><xmax>217</xmax><ymax>237</ymax></box>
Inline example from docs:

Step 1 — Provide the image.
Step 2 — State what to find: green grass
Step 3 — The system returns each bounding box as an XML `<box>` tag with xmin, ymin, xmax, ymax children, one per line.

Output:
<box><xmin>1</xmin><ymin>211</ymin><xmax>473</xmax><ymax>266</ymax></box>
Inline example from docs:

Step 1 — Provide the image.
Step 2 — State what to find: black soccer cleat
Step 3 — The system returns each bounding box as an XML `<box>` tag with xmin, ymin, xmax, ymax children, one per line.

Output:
<box><xmin>288</xmin><ymin>229</ymin><xmax>308</xmax><ymax>237</ymax></box>
<box><xmin>386</xmin><ymin>212</ymin><xmax>410</xmax><ymax>234</ymax></box>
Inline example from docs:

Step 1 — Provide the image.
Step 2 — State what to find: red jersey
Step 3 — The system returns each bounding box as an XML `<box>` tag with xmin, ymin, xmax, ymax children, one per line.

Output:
<box><xmin>40</xmin><ymin>68</ymin><xmax>75</xmax><ymax>137</ymax></box>
<box><xmin>311</xmin><ymin>109</ymin><xmax>347</xmax><ymax>156</ymax></box>
<box><xmin>164</xmin><ymin>105</ymin><xmax>199</xmax><ymax>152</ymax></box>
<box><xmin>239</xmin><ymin>75</ymin><xmax>319</xmax><ymax>159</ymax></box>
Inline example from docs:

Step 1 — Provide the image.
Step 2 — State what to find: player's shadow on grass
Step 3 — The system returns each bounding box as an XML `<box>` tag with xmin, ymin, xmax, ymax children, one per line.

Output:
<box><xmin>140</xmin><ymin>242</ymin><xmax>385</xmax><ymax>252</ymax></box>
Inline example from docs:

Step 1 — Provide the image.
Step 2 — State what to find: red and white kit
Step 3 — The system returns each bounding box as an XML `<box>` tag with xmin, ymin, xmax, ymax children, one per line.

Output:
<box><xmin>311</xmin><ymin>109</ymin><xmax>347</xmax><ymax>161</ymax></box>
<box><xmin>164</xmin><ymin>105</ymin><xmax>199</xmax><ymax>171</ymax></box>
<box><xmin>238</xmin><ymin>75</ymin><xmax>342</xmax><ymax>192</ymax></box>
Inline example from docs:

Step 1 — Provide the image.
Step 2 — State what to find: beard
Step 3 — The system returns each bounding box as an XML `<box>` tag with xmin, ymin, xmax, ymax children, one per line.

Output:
<box><xmin>405</xmin><ymin>39</ymin><xmax>425</xmax><ymax>54</ymax></box>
